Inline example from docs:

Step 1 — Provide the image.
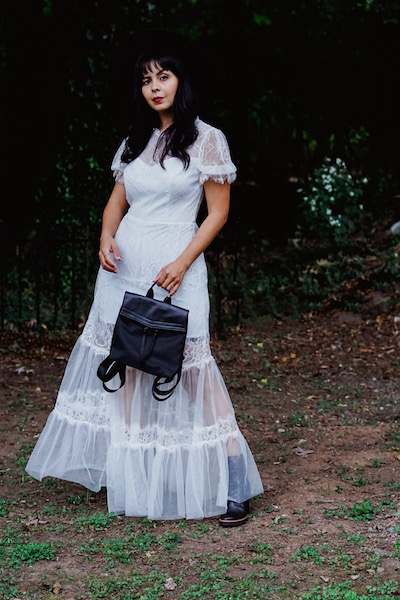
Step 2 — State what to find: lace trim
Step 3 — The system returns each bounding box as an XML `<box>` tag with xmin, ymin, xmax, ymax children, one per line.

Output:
<box><xmin>113</xmin><ymin>170</ymin><xmax>124</xmax><ymax>184</ymax></box>
<box><xmin>199</xmin><ymin>172</ymin><xmax>237</xmax><ymax>186</ymax></box>
<box><xmin>115</xmin><ymin>415</ymin><xmax>239</xmax><ymax>449</ymax></box>
<box><xmin>55</xmin><ymin>392</ymin><xmax>111</xmax><ymax>428</ymax></box>
<box><xmin>182</xmin><ymin>337</ymin><xmax>212</xmax><ymax>369</ymax></box>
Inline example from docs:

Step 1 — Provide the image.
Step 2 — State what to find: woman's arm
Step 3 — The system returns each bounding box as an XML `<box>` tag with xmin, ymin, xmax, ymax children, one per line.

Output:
<box><xmin>99</xmin><ymin>182</ymin><xmax>129</xmax><ymax>273</ymax></box>
<box><xmin>156</xmin><ymin>180</ymin><xmax>230</xmax><ymax>295</ymax></box>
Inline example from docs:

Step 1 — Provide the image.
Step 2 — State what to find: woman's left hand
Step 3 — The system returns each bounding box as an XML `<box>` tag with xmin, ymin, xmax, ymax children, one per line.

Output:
<box><xmin>155</xmin><ymin>258</ymin><xmax>188</xmax><ymax>297</ymax></box>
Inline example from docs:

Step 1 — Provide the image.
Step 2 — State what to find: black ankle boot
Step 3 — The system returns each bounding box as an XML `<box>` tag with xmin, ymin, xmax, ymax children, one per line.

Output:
<box><xmin>219</xmin><ymin>500</ymin><xmax>250</xmax><ymax>527</ymax></box>
<box><xmin>219</xmin><ymin>455</ymin><xmax>251</xmax><ymax>527</ymax></box>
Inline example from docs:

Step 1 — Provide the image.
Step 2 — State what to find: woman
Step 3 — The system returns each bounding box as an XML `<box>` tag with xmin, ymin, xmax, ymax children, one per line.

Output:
<box><xmin>26</xmin><ymin>37</ymin><xmax>263</xmax><ymax>527</ymax></box>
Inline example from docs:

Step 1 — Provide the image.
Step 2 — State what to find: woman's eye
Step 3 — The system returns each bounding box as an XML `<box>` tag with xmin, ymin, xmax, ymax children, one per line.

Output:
<box><xmin>160</xmin><ymin>75</ymin><xmax>168</xmax><ymax>80</ymax></box>
<box><xmin>142</xmin><ymin>79</ymin><xmax>150</xmax><ymax>85</ymax></box>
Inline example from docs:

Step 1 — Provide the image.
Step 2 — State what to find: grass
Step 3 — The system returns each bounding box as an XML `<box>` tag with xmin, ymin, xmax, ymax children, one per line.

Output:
<box><xmin>299</xmin><ymin>580</ymin><xmax>399</xmax><ymax>600</ymax></box>
<box><xmin>324</xmin><ymin>498</ymin><xmax>396</xmax><ymax>522</ymax></box>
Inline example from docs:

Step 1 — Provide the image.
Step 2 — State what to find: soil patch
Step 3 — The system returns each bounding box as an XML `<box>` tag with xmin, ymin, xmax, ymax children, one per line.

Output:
<box><xmin>0</xmin><ymin>309</ymin><xmax>399</xmax><ymax>599</ymax></box>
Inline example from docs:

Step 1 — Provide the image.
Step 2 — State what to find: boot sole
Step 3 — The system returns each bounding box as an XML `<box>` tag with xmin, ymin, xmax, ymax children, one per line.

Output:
<box><xmin>218</xmin><ymin>515</ymin><xmax>248</xmax><ymax>527</ymax></box>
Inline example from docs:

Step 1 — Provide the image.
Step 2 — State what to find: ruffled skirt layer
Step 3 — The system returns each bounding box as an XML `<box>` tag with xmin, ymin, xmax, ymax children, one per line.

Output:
<box><xmin>26</xmin><ymin>335</ymin><xmax>263</xmax><ymax>520</ymax></box>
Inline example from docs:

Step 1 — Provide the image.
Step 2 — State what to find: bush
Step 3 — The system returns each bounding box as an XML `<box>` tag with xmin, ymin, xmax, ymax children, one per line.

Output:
<box><xmin>298</xmin><ymin>157</ymin><xmax>367</xmax><ymax>246</ymax></box>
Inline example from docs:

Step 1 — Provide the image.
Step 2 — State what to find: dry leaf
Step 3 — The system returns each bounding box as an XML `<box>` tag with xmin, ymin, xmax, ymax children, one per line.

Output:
<box><xmin>294</xmin><ymin>447</ymin><xmax>314</xmax><ymax>457</ymax></box>
<box><xmin>351</xmin><ymin>574</ymin><xmax>360</xmax><ymax>580</ymax></box>
<box><xmin>320</xmin><ymin>576</ymin><xmax>330</xmax><ymax>582</ymax></box>
<box><xmin>164</xmin><ymin>577</ymin><xmax>177</xmax><ymax>591</ymax></box>
<box><xmin>53</xmin><ymin>582</ymin><xmax>61</xmax><ymax>595</ymax></box>
<box><xmin>25</xmin><ymin>517</ymin><xmax>48</xmax><ymax>526</ymax></box>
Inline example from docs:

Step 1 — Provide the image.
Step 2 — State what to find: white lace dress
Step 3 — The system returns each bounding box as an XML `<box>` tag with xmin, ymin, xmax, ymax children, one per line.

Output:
<box><xmin>26</xmin><ymin>119</ymin><xmax>263</xmax><ymax>520</ymax></box>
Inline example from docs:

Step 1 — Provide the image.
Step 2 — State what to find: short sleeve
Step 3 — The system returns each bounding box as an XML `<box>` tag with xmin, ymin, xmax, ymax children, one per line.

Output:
<box><xmin>111</xmin><ymin>139</ymin><xmax>128</xmax><ymax>184</ymax></box>
<box><xmin>198</xmin><ymin>128</ymin><xmax>237</xmax><ymax>185</ymax></box>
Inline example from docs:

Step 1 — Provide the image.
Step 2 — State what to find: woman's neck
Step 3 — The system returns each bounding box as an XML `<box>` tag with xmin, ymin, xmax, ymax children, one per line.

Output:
<box><xmin>158</xmin><ymin>110</ymin><xmax>174</xmax><ymax>132</ymax></box>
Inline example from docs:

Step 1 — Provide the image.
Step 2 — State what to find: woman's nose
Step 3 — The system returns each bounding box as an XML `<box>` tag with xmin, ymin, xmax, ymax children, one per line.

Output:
<box><xmin>151</xmin><ymin>81</ymin><xmax>159</xmax><ymax>92</ymax></box>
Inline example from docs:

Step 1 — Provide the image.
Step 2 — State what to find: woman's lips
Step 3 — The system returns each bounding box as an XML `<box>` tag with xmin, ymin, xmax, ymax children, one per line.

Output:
<box><xmin>153</xmin><ymin>97</ymin><xmax>163</xmax><ymax>103</ymax></box>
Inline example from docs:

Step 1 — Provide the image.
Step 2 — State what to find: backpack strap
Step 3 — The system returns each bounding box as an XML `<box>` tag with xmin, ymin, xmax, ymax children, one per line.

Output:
<box><xmin>152</xmin><ymin>368</ymin><xmax>182</xmax><ymax>401</ymax></box>
<box><xmin>97</xmin><ymin>356</ymin><xmax>126</xmax><ymax>393</ymax></box>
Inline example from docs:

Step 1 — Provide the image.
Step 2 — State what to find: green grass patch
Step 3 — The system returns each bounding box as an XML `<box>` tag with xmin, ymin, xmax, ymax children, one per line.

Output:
<box><xmin>324</xmin><ymin>498</ymin><xmax>395</xmax><ymax>522</ymax></box>
<box><xmin>299</xmin><ymin>579</ymin><xmax>399</xmax><ymax>600</ymax></box>
<box><xmin>72</xmin><ymin>510</ymin><xmax>117</xmax><ymax>531</ymax></box>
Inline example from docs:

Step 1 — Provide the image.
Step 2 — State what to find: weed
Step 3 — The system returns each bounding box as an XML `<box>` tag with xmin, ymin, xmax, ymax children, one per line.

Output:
<box><xmin>299</xmin><ymin>579</ymin><xmax>399</xmax><ymax>599</ymax></box>
<box><xmin>346</xmin><ymin>534</ymin><xmax>366</xmax><ymax>546</ymax></box>
<box><xmin>159</xmin><ymin>531</ymin><xmax>183</xmax><ymax>551</ymax></box>
<box><xmin>42</xmin><ymin>501</ymin><xmax>58</xmax><ymax>515</ymax></box>
<box><xmin>87</xmin><ymin>569</ymin><xmax>167</xmax><ymax>599</ymax></box>
<box><xmin>288</xmin><ymin>412</ymin><xmax>309</xmax><ymax>427</ymax></box>
<box><xmin>325</xmin><ymin>498</ymin><xmax>395</xmax><ymax>522</ymax></box>
<box><xmin>251</xmin><ymin>540</ymin><xmax>274</xmax><ymax>564</ymax></box>
<box><xmin>385</xmin><ymin>481</ymin><xmax>400</xmax><ymax>491</ymax></box>
<box><xmin>10</xmin><ymin>540</ymin><xmax>57</xmax><ymax>567</ymax></box>
<box><xmin>370</xmin><ymin>458</ymin><xmax>382</xmax><ymax>468</ymax></box>
<box><xmin>0</xmin><ymin>499</ymin><xmax>9</xmax><ymax>517</ymax></box>
<box><xmin>354</xmin><ymin>477</ymin><xmax>366</xmax><ymax>487</ymax></box>
<box><xmin>102</xmin><ymin>538</ymin><xmax>132</xmax><ymax>566</ymax></box>
<box><xmin>292</xmin><ymin>544</ymin><xmax>323</xmax><ymax>565</ymax></box>
<box><xmin>73</xmin><ymin>511</ymin><xmax>117</xmax><ymax>531</ymax></box>
<box><xmin>0</xmin><ymin>576</ymin><xmax>19</xmax><ymax>600</ymax></box>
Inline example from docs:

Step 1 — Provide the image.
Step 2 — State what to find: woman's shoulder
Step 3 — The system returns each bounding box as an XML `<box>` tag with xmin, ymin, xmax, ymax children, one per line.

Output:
<box><xmin>195</xmin><ymin>118</ymin><xmax>225</xmax><ymax>139</ymax></box>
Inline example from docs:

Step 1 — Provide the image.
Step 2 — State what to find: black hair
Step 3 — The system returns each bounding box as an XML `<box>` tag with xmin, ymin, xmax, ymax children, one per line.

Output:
<box><xmin>121</xmin><ymin>51</ymin><xmax>200</xmax><ymax>169</ymax></box>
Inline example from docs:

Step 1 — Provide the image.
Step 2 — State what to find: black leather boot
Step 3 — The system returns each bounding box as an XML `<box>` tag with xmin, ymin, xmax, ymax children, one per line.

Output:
<box><xmin>219</xmin><ymin>455</ymin><xmax>250</xmax><ymax>527</ymax></box>
<box><xmin>218</xmin><ymin>499</ymin><xmax>249</xmax><ymax>527</ymax></box>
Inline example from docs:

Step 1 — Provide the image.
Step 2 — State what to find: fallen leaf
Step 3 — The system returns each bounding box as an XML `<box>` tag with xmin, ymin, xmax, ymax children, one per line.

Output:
<box><xmin>294</xmin><ymin>447</ymin><xmax>314</xmax><ymax>457</ymax></box>
<box><xmin>261</xmin><ymin>521</ymin><xmax>269</xmax><ymax>527</ymax></box>
<box><xmin>53</xmin><ymin>582</ymin><xmax>61</xmax><ymax>595</ymax></box>
<box><xmin>25</xmin><ymin>517</ymin><xmax>48</xmax><ymax>526</ymax></box>
<box><xmin>164</xmin><ymin>577</ymin><xmax>177</xmax><ymax>591</ymax></box>
<box><xmin>351</xmin><ymin>574</ymin><xmax>360</xmax><ymax>580</ymax></box>
<box><xmin>320</xmin><ymin>576</ymin><xmax>330</xmax><ymax>583</ymax></box>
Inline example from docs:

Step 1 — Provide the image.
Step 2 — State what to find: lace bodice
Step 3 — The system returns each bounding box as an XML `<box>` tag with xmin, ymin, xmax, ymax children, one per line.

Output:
<box><xmin>111</xmin><ymin>119</ymin><xmax>236</xmax><ymax>224</ymax></box>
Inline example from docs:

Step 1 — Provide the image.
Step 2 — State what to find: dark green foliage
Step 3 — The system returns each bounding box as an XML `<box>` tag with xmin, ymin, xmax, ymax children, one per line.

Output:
<box><xmin>4</xmin><ymin>0</ymin><xmax>400</xmax><ymax>331</ymax></box>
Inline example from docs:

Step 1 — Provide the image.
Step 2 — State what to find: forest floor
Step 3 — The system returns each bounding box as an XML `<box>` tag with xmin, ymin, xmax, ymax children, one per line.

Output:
<box><xmin>0</xmin><ymin>305</ymin><xmax>399</xmax><ymax>600</ymax></box>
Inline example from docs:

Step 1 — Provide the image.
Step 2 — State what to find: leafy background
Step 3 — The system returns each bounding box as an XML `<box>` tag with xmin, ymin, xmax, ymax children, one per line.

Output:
<box><xmin>4</xmin><ymin>0</ymin><xmax>400</xmax><ymax>329</ymax></box>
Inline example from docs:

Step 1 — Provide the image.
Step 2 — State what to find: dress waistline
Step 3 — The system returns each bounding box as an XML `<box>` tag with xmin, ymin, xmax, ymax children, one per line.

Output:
<box><xmin>125</xmin><ymin>212</ymin><xmax>197</xmax><ymax>227</ymax></box>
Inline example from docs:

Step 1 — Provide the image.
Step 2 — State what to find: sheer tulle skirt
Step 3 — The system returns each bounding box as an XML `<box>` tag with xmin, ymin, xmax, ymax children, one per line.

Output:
<box><xmin>26</xmin><ymin>334</ymin><xmax>263</xmax><ymax>519</ymax></box>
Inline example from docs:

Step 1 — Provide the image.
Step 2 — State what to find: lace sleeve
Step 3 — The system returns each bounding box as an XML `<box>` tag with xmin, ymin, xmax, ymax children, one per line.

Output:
<box><xmin>198</xmin><ymin>128</ymin><xmax>237</xmax><ymax>185</ymax></box>
<box><xmin>111</xmin><ymin>139</ymin><xmax>128</xmax><ymax>184</ymax></box>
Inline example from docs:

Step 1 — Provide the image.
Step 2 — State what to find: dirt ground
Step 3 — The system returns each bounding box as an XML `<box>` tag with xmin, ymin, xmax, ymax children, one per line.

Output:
<box><xmin>0</xmin><ymin>306</ymin><xmax>399</xmax><ymax>599</ymax></box>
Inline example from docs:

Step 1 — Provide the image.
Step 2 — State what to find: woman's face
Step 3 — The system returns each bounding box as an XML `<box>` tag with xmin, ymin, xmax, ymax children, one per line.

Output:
<box><xmin>141</xmin><ymin>61</ymin><xmax>179</xmax><ymax>115</ymax></box>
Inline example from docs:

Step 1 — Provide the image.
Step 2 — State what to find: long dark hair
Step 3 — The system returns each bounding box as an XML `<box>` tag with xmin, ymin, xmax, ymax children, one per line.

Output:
<box><xmin>121</xmin><ymin>51</ymin><xmax>200</xmax><ymax>169</ymax></box>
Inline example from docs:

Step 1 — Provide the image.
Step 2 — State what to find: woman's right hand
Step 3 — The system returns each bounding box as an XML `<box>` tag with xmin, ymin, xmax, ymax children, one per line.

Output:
<box><xmin>99</xmin><ymin>235</ymin><xmax>121</xmax><ymax>273</ymax></box>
